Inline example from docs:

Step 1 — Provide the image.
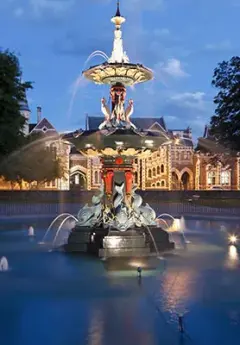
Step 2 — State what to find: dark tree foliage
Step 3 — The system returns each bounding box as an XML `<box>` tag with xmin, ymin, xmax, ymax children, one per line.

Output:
<box><xmin>0</xmin><ymin>49</ymin><xmax>32</xmax><ymax>157</ymax></box>
<box><xmin>210</xmin><ymin>56</ymin><xmax>240</xmax><ymax>151</ymax></box>
<box><xmin>0</xmin><ymin>133</ymin><xmax>67</xmax><ymax>189</ymax></box>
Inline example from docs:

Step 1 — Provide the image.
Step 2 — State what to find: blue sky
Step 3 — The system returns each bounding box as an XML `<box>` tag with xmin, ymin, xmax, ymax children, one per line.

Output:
<box><xmin>0</xmin><ymin>0</ymin><xmax>239</xmax><ymax>140</ymax></box>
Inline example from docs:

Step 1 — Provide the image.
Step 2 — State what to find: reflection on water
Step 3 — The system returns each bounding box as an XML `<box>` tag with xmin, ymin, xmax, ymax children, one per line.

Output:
<box><xmin>88</xmin><ymin>309</ymin><xmax>104</xmax><ymax>345</ymax></box>
<box><xmin>0</xmin><ymin>217</ymin><xmax>240</xmax><ymax>345</ymax></box>
<box><xmin>160</xmin><ymin>269</ymin><xmax>196</xmax><ymax>320</ymax></box>
<box><xmin>225</xmin><ymin>245</ymin><xmax>239</xmax><ymax>269</ymax></box>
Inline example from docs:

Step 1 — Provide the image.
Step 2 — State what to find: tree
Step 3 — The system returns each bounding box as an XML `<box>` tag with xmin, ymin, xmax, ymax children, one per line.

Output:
<box><xmin>0</xmin><ymin>49</ymin><xmax>32</xmax><ymax>158</ymax></box>
<box><xmin>0</xmin><ymin>134</ymin><xmax>67</xmax><ymax>189</ymax></box>
<box><xmin>210</xmin><ymin>56</ymin><xmax>240</xmax><ymax>151</ymax></box>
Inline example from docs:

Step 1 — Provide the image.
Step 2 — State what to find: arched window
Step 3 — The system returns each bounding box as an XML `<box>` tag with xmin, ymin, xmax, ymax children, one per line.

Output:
<box><xmin>157</xmin><ymin>182</ymin><xmax>160</xmax><ymax>187</ymax></box>
<box><xmin>157</xmin><ymin>166</ymin><xmax>160</xmax><ymax>175</ymax></box>
<box><xmin>161</xmin><ymin>164</ymin><xmax>164</xmax><ymax>173</ymax></box>
<box><xmin>152</xmin><ymin>183</ymin><xmax>155</xmax><ymax>187</ymax></box>
<box><xmin>148</xmin><ymin>169</ymin><xmax>152</xmax><ymax>178</ymax></box>
<box><xmin>153</xmin><ymin>167</ymin><xmax>156</xmax><ymax>177</ymax></box>
<box><xmin>161</xmin><ymin>180</ymin><xmax>165</xmax><ymax>187</ymax></box>
<box><xmin>207</xmin><ymin>171</ymin><xmax>216</xmax><ymax>185</ymax></box>
<box><xmin>221</xmin><ymin>171</ymin><xmax>230</xmax><ymax>185</ymax></box>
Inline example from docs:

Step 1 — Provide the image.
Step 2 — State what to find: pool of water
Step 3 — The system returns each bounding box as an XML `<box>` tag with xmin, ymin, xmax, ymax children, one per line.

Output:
<box><xmin>0</xmin><ymin>217</ymin><xmax>240</xmax><ymax>345</ymax></box>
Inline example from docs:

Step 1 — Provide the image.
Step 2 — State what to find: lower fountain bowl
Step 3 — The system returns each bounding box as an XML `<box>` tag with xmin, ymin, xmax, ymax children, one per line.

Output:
<box><xmin>64</xmin><ymin>226</ymin><xmax>174</xmax><ymax>258</ymax></box>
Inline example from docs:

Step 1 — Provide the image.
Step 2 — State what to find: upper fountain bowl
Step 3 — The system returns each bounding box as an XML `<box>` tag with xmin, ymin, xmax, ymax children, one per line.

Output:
<box><xmin>83</xmin><ymin>62</ymin><xmax>153</xmax><ymax>86</ymax></box>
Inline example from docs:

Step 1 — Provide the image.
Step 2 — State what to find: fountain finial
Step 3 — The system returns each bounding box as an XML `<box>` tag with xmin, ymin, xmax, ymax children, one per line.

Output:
<box><xmin>111</xmin><ymin>1</ymin><xmax>125</xmax><ymax>26</ymax></box>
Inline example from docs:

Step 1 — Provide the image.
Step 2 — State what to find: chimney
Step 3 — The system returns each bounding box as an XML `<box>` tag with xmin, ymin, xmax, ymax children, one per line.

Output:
<box><xmin>37</xmin><ymin>106</ymin><xmax>42</xmax><ymax>123</ymax></box>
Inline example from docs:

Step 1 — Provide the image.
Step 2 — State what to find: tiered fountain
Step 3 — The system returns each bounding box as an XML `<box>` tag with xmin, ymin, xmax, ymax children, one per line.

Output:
<box><xmin>64</xmin><ymin>2</ymin><xmax>174</xmax><ymax>261</ymax></box>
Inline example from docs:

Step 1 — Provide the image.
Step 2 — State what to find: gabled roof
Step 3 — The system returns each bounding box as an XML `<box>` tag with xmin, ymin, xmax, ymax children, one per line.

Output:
<box><xmin>86</xmin><ymin>116</ymin><xmax>167</xmax><ymax>131</ymax></box>
<box><xmin>29</xmin><ymin>118</ymin><xmax>57</xmax><ymax>134</ymax></box>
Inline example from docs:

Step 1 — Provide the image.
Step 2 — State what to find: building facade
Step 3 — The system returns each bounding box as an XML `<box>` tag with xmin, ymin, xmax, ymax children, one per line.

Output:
<box><xmin>1</xmin><ymin>106</ymin><xmax>240</xmax><ymax>191</ymax></box>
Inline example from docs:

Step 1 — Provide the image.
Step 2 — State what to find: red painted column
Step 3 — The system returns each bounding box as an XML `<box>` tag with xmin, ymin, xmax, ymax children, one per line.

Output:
<box><xmin>104</xmin><ymin>170</ymin><xmax>114</xmax><ymax>195</ymax></box>
<box><xmin>125</xmin><ymin>170</ymin><xmax>133</xmax><ymax>195</ymax></box>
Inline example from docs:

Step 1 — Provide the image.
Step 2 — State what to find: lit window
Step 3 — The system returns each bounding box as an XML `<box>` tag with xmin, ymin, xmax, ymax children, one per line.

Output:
<box><xmin>94</xmin><ymin>171</ymin><xmax>98</xmax><ymax>184</ymax></box>
<box><xmin>52</xmin><ymin>179</ymin><xmax>56</xmax><ymax>187</ymax></box>
<box><xmin>134</xmin><ymin>172</ymin><xmax>138</xmax><ymax>183</ymax></box>
<box><xmin>75</xmin><ymin>174</ymin><xmax>80</xmax><ymax>185</ymax></box>
<box><xmin>221</xmin><ymin>171</ymin><xmax>230</xmax><ymax>185</ymax></box>
<box><xmin>207</xmin><ymin>171</ymin><xmax>216</xmax><ymax>185</ymax></box>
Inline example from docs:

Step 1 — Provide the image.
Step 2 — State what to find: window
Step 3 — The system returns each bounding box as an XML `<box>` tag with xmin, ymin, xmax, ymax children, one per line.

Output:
<box><xmin>75</xmin><ymin>174</ymin><xmax>80</xmax><ymax>185</ymax></box>
<box><xmin>134</xmin><ymin>158</ymin><xmax>138</xmax><ymax>164</ymax></box>
<box><xmin>134</xmin><ymin>172</ymin><xmax>138</xmax><ymax>184</ymax></box>
<box><xmin>153</xmin><ymin>167</ymin><xmax>156</xmax><ymax>177</ymax></box>
<box><xmin>207</xmin><ymin>171</ymin><xmax>216</xmax><ymax>185</ymax></box>
<box><xmin>94</xmin><ymin>171</ymin><xmax>99</xmax><ymax>184</ymax></box>
<box><xmin>187</xmin><ymin>151</ymin><xmax>191</xmax><ymax>159</ymax></box>
<box><xmin>175</xmin><ymin>151</ymin><xmax>179</xmax><ymax>160</ymax></box>
<box><xmin>157</xmin><ymin>166</ymin><xmax>160</xmax><ymax>175</ymax></box>
<box><xmin>152</xmin><ymin>183</ymin><xmax>155</xmax><ymax>187</ymax></box>
<box><xmin>148</xmin><ymin>169</ymin><xmax>152</xmax><ymax>178</ymax></box>
<box><xmin>157</xmin><ymin>182</ymin><xmax>160</xmax><ymax>187</ymax></box>
<box><xmin>161</xmin><ymin>180</ymin><xmax>165</xmax><ymax>187</ymax></box>
<box><xmin>52</xmin><ymin>179</ymin><xmax>56</xmax><ymax>187</ymax></box>
<box><xmin>221</xmin><ymin>171</ymin><xmax>230</xmax><ymax>185</ymax></box>
<box><xmin>161</xmin><ymin>164</ymin><xmax>164</xmax><ymax>173</ymax></box>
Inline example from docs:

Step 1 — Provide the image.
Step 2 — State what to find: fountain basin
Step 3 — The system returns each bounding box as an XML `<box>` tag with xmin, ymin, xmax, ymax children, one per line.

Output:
<box><xmin>64</xmin><ymin>226</ymin><xmax>174</xmax><ymax>257</ymax></box>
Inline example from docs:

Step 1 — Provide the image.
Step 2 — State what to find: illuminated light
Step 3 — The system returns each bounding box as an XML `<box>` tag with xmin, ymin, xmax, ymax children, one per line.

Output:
<box><xmin>85</xmin><ymin>143</ymin><xmax>92</xmax><ymax>148</ymax></box>
<box><xmin>115</xmin><ymin>141</ymin><xmax>124</xmax><ymax>146</ymax></box>
<box><xmin>115</xmin><ymin>157</ymin><xmax>123</xmax><ymax>165</ymax></box>
<box><xmin>229</xmin><ymin>235</ymin><xmax>237</xmax><ymax>245</ymax></box>
<box><xmin>145</xmin><ymin>140</ymin><xmax>153</xmax><ymax>145</ymax></box>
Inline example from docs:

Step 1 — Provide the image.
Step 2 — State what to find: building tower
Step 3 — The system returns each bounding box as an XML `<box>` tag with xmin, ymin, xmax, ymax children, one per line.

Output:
<box><xmin>19</xmin><ymin>91</ymin><xmax>31</xmax><ymax>135</ymax></box>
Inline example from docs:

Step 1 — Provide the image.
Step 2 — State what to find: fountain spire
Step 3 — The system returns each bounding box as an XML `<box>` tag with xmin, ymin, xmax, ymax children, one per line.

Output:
<box><xmin>108</xmin><ymin>1</ymin><xmax>129</xmax><ymax>63</ymax></box>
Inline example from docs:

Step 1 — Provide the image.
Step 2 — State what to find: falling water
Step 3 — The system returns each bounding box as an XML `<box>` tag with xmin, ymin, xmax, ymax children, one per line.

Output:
<box><xmin>0</xmin><ymin>257</ymin><xmax>9</xmax><ymax>272</ymax></box>
<box><xmin>145</xmin><ymin>225</ymin><xmax>159</xmax><ymax>257</ymax></box>
<box><xmin>52</xmin><ymin>215</ymin><xmax>77</xmax><ymax>248</ymax></box>
<box><xmin>40</xmin><ymin>213</ymin><xmax>77</xmax><ymax>244</ymax></box>
<box><xmin>67</xmin><ymin>50</ymin><xmax>109</xmax><ymax>119</ymax></box>
<box><xmin>28</xmin><ymin>226</ymin><xmax>35</xmax><ymax>237</ymax></box>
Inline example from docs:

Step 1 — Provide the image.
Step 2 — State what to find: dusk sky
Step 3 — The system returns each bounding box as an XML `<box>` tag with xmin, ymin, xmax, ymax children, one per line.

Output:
<box><xmin>1</xmin><ymin>0</ymin><xmax>239</xmax><ymax>140</ymax></box>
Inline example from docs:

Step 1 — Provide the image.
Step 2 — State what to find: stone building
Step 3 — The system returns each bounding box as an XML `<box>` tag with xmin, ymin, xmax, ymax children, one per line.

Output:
<box><xmin>1</xmin><ymin>104</ymin><xmax>240</xmax><ymax>191</ymax></box>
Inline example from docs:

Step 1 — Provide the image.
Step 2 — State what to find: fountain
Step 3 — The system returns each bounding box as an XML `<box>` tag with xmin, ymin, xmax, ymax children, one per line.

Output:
<box><xmin>41</xmin><ymin>213</ymin><xmax>78</xmax><ymax>246</ymax></box>
<box><xmin>62</xmin><ymin>2</ymin><xmax>175</xmax><ymax>263</ymax></box>
<box><xmin>0</xmin><ymin>257</ymin><xmax>9</xmax><ymax>272</ymax></box>
<box><xmin>28</xmin><ymin>226</ymin><xmax>35</xmax><ymax>237</ymax></box>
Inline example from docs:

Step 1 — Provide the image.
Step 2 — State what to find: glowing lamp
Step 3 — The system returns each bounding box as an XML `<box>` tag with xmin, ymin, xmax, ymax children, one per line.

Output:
<box><xmin>115</xmin><ymin>157</ymin><xmax>123</xmax><ymax>165</ymax></box>
<box><xmin>229</xmin><ymin>235</ymin><xmax>237</xmax><ymax>245</ymax></box>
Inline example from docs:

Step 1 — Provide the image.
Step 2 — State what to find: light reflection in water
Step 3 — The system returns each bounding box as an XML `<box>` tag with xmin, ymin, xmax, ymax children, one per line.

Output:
<box><xmin>160</xmin><ymin>269</ymin><xmax>197</xmax><ymax>320</ymax></box>
<box><xmin>225</xmin><ymin>245</ymin><xmax>239</xmax><ymax>269</ymax></box>
<box><xmin>88</xmin><ymin>309</ymin><xmax>104</xmax><ymax>345</ymax></box>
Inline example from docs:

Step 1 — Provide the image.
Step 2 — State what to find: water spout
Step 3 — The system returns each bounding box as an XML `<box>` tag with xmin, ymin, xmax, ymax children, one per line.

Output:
<box><xmin>52</xmin><ymin>215</ymin><xmax>77</xmax><ymax>248</ymax></box>
<box><xmin>145</xmin><ymin>225</ymin><xmax>159</xmax><ymax>257</ymax></box>
<box><xmin>0</xmin><ymin>257</ymin><xmax>9</xmax><ymax>272</ymax></box>
<box><xmin>41</xmin><ymin>213</ymin><xmax>77</xmax><ymax>243</ymax></box>
<box><xmin>28</xmin><ymin>226</ymin><xmax>35</xmax><ymax>237</ymax></box>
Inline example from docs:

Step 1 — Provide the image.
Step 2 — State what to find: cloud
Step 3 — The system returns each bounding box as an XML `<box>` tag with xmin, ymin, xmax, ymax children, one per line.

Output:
<box><xmin>154</xmin><ymin>58</ymin><xmax>189</xmax><ymax>82</ymax></box>
<box><xmin>153</xmin><ymin>28</ymin><xmax>170</xmax><ymax>37</ymax></box>
<box><xmin>204</xmin><ymin>40</ymin><xmax>232</xmax><ymax>52</ymax></box>
<box><xmin>14</xmin><ymin>7</ymin><xmax>24</xmax><ymax>17</ymax></box>
<box><xmin>170</xmin><ymin>92</ymin><xmax>208</xmax><ymax>111</ymax></box>
<box><xmin>29</xmin><ymin>0</ymin><xmax>75</xmax><ymax>16</ymax></box>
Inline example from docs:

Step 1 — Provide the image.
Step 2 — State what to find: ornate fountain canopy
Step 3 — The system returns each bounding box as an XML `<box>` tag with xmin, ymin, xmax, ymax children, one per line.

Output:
<box><xmin>83</xmin><ymin>62</ymin><xmax>153</xmax><ymax>86</ymax></box>
<box><xmin>82</xmin><ymin>2</ymin><xmax>153</xmax><ymax>86</ymax></box>
<box><xmin>64</xmin><ymin>127</ymin><xmax>171</xmax><ymax>157</ymax></box>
